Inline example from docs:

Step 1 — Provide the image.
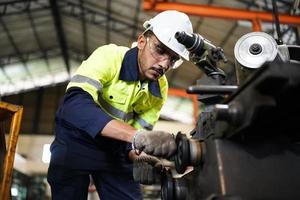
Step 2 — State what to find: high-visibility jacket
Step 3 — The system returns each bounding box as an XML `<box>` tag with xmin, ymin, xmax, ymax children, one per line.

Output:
<box><xmin>67</xmin><ymin>44</ymin><xmax>168</xmax><ymax>130</ymax></box>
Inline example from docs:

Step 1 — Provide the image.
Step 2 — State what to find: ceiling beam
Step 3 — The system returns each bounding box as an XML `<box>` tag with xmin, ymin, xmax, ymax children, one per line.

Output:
<box><xmin>219</xmin><ymin>23</ymin><xmax>238</xmax><ymax>47</ymax></box>
<box><xmin>1</xmin><ymin>48</ymin><xmax>61</xmax><ymax>66</ymax></box>
<box><xmin>27</xmin><ymin>4</ymin><xmax>54</xmax><ymax>82</ymax></box>
<box><xmin>0</xmin><ymin>18</ymin><xmax>35</xmax><ymax>85</ymax></box>
<box><xmin>143</xmin><ymin>1</ymin><xmax>300</xmax><ymax>26</ymax></box>
<box><xmin>106</xmin><ymin>0</ymin><xmax>111</xmax><ymax>44</ymax></box>
<box><xmin>238</xmin><ymin>0</ymin><xmax>292</xmax><ymax>12</ymax></box>
<box><xmin>50</xmin><ymin>0</ymin><xmax>70</xmax><ymax>74</ymax></box>
<box><xmin>79</xmin><ymin>0</ymin><xmax>88</xmax><ymax>57</ymax></box>
<box><xmin>0</xmin><ymin>0</ymin><xmax>28</xmax><ymax>5</ymax></box>
<box><xmin>60</xmin><ymin>0</ymin><xmax>143</xmax><ymax>40</ymax></box>
<box><xmin>0</xmin><ymin>0</ymin><xmax>49</xmax><ymax>16</ymax></box>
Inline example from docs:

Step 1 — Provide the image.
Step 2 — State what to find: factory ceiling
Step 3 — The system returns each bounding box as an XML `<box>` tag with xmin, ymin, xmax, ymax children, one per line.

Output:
<box><xmin>0</xmin><ymin>0</ymin><xmax>299</xmax><ymax>96</ymax></box>
<box><xmin>0</xmin><ymin>0</ymin><xmax>299</xmax><ymax>135</ymax></box>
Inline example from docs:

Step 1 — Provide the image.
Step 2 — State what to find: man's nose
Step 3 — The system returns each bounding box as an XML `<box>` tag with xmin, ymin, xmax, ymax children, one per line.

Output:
<box><xmin>157</xmin><ymin>59</ymin><xmax>171</xmax><ymax>70</ymax></box>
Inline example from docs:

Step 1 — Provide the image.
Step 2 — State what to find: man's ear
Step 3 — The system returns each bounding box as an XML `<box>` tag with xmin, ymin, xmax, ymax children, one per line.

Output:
<box><xmin>137</xmin><ymin>34</ymin><xmax>146</xmax><ymax>50</ymax></box>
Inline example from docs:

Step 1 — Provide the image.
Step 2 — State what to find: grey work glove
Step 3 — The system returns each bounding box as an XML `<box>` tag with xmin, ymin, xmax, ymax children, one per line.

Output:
<box><xmin>132</xmin><ymin>130</ymin><xmax>177</xmax><ymax>158</ymax></box>
<box><xmin>133</xmin><ymin>155</ymin><xmax>163</xmax><ymax>185</ymax></box>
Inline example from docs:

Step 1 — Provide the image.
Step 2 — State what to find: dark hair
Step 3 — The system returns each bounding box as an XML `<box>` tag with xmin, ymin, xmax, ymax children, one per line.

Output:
<box><xmin>143</xmin><ymin>30</ymin><xmax>154</xmax><ymax>38</ymax></box>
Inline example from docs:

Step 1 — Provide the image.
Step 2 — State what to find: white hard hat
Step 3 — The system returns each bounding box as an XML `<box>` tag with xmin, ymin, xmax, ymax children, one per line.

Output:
<box><xmin>143</xmin><ymin>10</ymin><xmax>193</xmax><ymax>61</ymax></box>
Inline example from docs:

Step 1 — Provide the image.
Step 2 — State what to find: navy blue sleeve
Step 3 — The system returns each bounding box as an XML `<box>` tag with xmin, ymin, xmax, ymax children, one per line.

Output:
<box><xmin>125</xmin><ymin>142</ymin><xmax>133</xmax><ymax>154</ymax></box>
<box><xmin>57</xmin><ymin>88</ymin><xmax>113</xmax><ymax>138</ymax></box>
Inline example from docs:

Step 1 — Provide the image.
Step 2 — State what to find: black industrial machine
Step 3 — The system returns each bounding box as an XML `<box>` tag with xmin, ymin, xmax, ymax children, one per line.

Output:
<box><xmin>159</xmin><ymin>29</ymin><xmax>300</xmax><ymax>200</ymax></box>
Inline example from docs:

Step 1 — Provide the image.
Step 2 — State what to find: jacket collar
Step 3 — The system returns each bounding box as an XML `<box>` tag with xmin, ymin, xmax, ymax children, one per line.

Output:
<box><xmin>119</xmin><ymin>47</ymin><xmax>162</xmax><ymax>98</ymax></box>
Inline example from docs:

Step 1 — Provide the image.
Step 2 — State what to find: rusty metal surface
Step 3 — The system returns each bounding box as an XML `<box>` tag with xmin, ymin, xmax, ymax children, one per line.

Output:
<box><xmin>0</xmin><ymin>101</ymin><xmax>23</xmax><ymax>200</ymax></box>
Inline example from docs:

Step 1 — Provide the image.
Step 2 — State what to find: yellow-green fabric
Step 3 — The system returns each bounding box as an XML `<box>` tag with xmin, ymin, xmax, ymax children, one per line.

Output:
<box><xmin>67</xmin><ymin>44</ymin><xmax>168</xmax><ymax>130</ymax></box>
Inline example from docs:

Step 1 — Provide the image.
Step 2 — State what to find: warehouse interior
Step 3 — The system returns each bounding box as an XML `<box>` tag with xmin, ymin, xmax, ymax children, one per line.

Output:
<box><xmin>0</xmin><ymin>0</ymin><xmax>299</xmax><ymax>199</ymax></box>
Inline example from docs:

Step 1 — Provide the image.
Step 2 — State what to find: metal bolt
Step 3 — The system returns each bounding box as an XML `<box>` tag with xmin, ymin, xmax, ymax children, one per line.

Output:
<box><xmin>249</xmin><ymin>43</ymin><xmax>262</xmax><ymax>55</ymax></box>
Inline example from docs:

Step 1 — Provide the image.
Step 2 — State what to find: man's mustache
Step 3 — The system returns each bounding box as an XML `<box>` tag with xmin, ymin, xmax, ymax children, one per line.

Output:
<box><xmin>151</xmin><ymin>67</ymin><xmax>165</xmax><ymax>76</ymax></box>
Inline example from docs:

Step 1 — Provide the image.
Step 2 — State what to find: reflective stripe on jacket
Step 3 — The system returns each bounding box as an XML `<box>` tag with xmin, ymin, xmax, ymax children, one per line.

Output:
<box><xmin>66</xmin><ymin>44</ymin><xmax>168</xmax><ymax>130</ymax></box>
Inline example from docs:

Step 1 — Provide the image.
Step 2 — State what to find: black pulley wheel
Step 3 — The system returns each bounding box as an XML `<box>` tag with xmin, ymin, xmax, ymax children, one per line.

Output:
<box><xmin>174</xmin><ymin>132</ymin><xmax>190</xmax><ymax>174</ymax></box>
<box><xmin>161</xmin><ymin>168</ymin><xmax>174</xmax><ymax>200</ymax></box>
<box><xmin>161</xmin><ymin>168</ymin><xmax>188</xmax><ymax>200</ymax></box>
<box><xmin>174</xmin><ymin>178</ymin><xmax>188</xmax><ymax>200</ymax></box>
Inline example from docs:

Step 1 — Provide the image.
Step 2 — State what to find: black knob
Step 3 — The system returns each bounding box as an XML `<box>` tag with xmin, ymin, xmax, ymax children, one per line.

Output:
<box><xmin>249</xmin><ymin>43</ymin><xmax>262</xmax><ymax>55</ymax></box>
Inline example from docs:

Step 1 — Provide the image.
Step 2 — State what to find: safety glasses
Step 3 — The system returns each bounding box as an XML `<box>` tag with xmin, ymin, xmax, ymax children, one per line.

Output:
<box><xmin>146</xmin><ymin>37</ymin><xmax>183</xmax><ymax>69</ymax></box>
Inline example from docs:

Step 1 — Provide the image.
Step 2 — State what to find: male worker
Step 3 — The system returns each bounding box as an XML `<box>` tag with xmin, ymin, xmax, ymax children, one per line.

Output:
<box><xmin>47</xmin><ymin>10</ymin><xmax>193</xmax><ymax>200</ymax></box>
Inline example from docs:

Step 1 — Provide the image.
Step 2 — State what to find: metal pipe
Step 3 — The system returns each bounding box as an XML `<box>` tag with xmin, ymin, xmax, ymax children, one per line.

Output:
<box><xmin>252</xmin><ymin>19</ymin><xmax>262</xmax><ymax>32</ymax></box>
<box><xmin>187</xmin><ymin>85</ymin><xmax>238</xmax><ymax>95</ymax></box>
<box><xmin>272</xmin><ymin>0</ymin><xmax>283</xmax><ymax>44</ymax></box>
